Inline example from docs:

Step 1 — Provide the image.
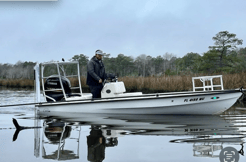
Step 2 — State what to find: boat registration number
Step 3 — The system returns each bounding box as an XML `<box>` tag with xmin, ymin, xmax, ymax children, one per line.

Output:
<box><xmin>184</xmin><ymin>97</ymin><xmax>205</xmax><ymax>102</ymax></box>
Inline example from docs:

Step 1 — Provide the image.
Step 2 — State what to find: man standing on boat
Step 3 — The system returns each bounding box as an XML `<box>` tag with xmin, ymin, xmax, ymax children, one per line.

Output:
<box><xmin>86</xmin><ymin>49</ymin><xmax>114</xmax><ymax>98</ymax></box>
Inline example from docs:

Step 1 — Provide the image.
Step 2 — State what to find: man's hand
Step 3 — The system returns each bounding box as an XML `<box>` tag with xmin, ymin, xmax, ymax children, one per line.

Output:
<box><xmin>99</xmin><ymin>137</ymin><xmax>102</xmax><ymax>144</ymax></box>
<box><xmin>99</xmin><ymin>79</ymin><xmax>102</xmax><ymax>83</ymax></box>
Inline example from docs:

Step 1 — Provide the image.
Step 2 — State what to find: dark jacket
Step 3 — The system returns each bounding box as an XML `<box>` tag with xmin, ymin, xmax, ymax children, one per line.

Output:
<box><xmin>86</xmin><ymin>56</ymin><xmax>108</xmax><ymax>86</ymax></box>
<box><xmin>87</xmin><ymin>129</ymin><xmax>105</xmax><ymax>162</ymax></box>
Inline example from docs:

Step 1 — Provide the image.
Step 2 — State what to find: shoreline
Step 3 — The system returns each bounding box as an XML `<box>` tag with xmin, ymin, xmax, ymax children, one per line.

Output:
<box><xmin>1</xmin><ymin>73</ymin><xmax>246</xmax><ymax>93</ymax></box>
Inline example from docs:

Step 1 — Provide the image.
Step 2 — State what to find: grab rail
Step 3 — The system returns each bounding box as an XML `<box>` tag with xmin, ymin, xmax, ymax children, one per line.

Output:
<box><xmin>192</xmin><ymin>75</ymin><xmax>224</xmax><ymax>91</ymax></box>
<box><xmin>40</xmin><ymin>61</ymin><xmax>83</xmax><ymax>102</ymax></box>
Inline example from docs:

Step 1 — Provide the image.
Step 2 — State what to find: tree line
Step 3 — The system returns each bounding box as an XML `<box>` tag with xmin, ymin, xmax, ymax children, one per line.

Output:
<box><xmin>0</xmin><ymin>61</ymin><xmax>36</xmax><ymax>79</ymax></box>
<box><xmin>0</xmin><ymin>31</ymin><xmax>245</xmax><ymax>80</ymax></box>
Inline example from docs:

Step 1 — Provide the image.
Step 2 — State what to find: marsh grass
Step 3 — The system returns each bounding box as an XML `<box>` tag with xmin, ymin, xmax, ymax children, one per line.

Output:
<box><xmin>0</xmin><ymin>79</ymin><xmax>34</xmax><ymax>88</ymax></box>
<box><xmin>120</xmin><ymin>75</ymin><xmax>192</xmax><ymax>93</ymax></box>
<box><xmin>1</xmin><ymin>72</ymin><xmax>246</xmax><ymax>93</ymax></box>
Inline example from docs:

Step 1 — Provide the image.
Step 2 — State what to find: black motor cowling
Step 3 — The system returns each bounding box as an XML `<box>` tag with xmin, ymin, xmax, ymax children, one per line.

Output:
<box><xmin>44</xmin><ymin>121</ymin><xmax>71</xmax><ymax>143</ymax></box>
<box><xmin>44</xmin><ymin>75</ymin><xmax>71</xmax><ymax>102</ymax></box>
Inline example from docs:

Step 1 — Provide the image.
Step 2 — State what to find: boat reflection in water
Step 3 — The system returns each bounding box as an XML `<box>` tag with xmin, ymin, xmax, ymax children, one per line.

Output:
<box><xmin>40</xmin><ymin>117</ymin><xmax>119</xmax><ymax>161</ymax></box>
<box><xmin>171</xmin><ymin>136</ymin><xmax>244</xmax><ymax>158</ymax></box>
<box><xmin>36</xmin><ymin>110</ymin><xmax>246</xmax><ymax>161</ymax></box>
<box><xmin>42</xmin><ymin>120</ymin><xmax>79</xmax><ymax>160</ymax></box>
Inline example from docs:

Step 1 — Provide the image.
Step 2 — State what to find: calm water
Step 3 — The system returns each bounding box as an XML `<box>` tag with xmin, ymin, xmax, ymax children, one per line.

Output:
<box><xmin>0</xmin><ymin>88</ymin><xmax>246</xmax><ymax>162</ymax></box>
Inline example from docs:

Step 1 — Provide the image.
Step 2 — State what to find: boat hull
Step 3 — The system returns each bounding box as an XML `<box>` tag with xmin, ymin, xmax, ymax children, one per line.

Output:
<box><xmin>36</xmin><ymin>90</ymin><xmax>242</xmax><ymax>115</ymax></box>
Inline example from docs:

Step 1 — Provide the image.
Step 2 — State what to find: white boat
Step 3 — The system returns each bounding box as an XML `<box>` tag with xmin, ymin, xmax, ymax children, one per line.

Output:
<box><xmin>34</xmin><ymin>61</ymin><xmax>245</xmax><ymax>115</ymax></box>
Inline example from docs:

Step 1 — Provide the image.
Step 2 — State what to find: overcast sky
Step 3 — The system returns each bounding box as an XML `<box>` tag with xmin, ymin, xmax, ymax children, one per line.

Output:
<box><xmin>0</xmin><ymin>0</ymin><xmax>245</xmax><ymax>64</ymax></box>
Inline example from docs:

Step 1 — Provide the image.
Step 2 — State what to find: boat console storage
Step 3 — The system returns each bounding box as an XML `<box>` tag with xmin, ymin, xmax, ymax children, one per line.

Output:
<box><xmin>101</xmin><ymin>82</ymin><xmax>142</xmax><ymax>98</ymax></box>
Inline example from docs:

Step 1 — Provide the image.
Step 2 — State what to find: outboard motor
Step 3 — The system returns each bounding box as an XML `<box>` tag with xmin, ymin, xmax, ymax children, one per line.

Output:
<box><xmin>44</xmin><ymin>75</ymin><xmax>71</xmax><ymax>102</ymax></box>
<box><xmin>44</xmin><ymin>121</ymin><xmax>71</xmax><ymax>144</ymax></box>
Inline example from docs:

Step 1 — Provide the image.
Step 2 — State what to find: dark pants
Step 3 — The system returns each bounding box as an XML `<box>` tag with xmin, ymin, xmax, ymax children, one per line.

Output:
<box><xmin>89</xmin><ymin>85</ymin><xmax>103</xmax><ymax>99</ymax></box>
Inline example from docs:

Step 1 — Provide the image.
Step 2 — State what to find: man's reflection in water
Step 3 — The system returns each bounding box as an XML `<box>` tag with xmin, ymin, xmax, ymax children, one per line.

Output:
<box><xmin>87</xmin><ymin>125</ymin><xmax>119</xmax><ymax>162</ymax></box>
<box><xmin>87</xmin><ymin>125</ymin><xmax>106</xmax><ymax>162</ymax></box>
